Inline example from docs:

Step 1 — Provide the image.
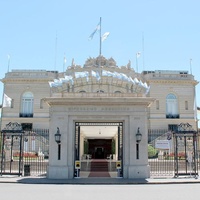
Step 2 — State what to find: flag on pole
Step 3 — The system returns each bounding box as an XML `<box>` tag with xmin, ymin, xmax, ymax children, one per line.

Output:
<box><xmin>63</xmin><ymin>54</ymin><xmax>67</xmax><ymax>72</ymax></box>
<box><xmin>64</xmin><ymin>55</ymin><xmax>66</xmax><ymax>64</ymax></box>
<box><xmin>102</xmin><ymin>32</ymin><xmax>110</xmax><ymax>42</ymax></box>
<box><xmin>136</xmin><ymin>52</ymin><xmax>141</xmax><ymax>58</ymax></box>
<box><xmin>91</xmin><ymin>71</ymin><xmax>100</xmax><ymax>81</ymax></box>
<box><xmin>3</xmin><ymin>94</ymin><xmax>12</xmax><ymax>107</ymax></box>
<box><xmin>88</xmin><ymin>21</ymin><xmax>100</xmax><ymax>40</ymax></box>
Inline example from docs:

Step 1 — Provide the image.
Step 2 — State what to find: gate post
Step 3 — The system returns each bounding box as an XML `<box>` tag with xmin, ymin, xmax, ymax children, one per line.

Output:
<box><xmin>1</xmin><ymin>132</ymin><xmax>5</xmax><ymax>176</ymax></box>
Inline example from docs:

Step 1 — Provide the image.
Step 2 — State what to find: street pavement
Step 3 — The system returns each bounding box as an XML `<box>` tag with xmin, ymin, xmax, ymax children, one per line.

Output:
<box><xmin>0</xmin><ymin>181</ymin><xmax>200</xmax><ymax>200</ymax></box>
<box><xmin>0</xmin><ymin>175</ymin><xmax>200</xmax><ymax>185</ymax></box>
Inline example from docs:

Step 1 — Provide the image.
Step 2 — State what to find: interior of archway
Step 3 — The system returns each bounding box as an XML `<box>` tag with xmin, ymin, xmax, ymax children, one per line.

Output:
<box><xmin>80</xmin><ymin>126</ymin><xmax>118</xmax><ymax>159</ymax></box>
<box><xmin>78</xmin><ymin>125</ymin><xmax>120</xmax><ymax>178</ymax></box>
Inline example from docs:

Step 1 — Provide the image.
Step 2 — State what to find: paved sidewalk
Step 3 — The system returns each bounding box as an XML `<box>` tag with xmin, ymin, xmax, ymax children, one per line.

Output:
<box><xmin>0</xmin><ymin>175</ymin><xmax>200</xmax><ymax>184</ymax></box>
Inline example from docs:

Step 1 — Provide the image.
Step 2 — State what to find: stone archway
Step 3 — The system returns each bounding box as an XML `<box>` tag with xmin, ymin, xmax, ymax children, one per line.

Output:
<box><xmin>45</xmin><ymin>93</ymin><xmax>155</xmax><ymax>179</ymax></box>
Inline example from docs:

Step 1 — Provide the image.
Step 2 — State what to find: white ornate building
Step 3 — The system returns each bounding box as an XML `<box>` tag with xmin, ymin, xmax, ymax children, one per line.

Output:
<box><xmin>1</xmin><ymin>56</ymin><xmax>198</xmax><ymax>179</ymax></box>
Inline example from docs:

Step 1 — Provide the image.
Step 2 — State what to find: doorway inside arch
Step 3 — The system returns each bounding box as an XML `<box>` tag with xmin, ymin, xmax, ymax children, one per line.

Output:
<box><xmin>74</xmin><ymin>122</ymin><xmax>123</xmax><ymax>178</ymax></box>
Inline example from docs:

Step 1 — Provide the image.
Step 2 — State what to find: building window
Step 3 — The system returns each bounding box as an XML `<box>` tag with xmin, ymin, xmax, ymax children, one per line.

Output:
<box><xmin>156</xmin><ymin>100</ymin><xmax>159</xmax><ymax>110</ymax></box>
<box><xmin>79</xmin><ymin>90</ymin><xmax>86</xmax><ymax>93</ymax></box>
<box><xmin>97</xmin><ymin>90</ymin><xmax>104</xmax><ymax>93</ymax></box>
<box><xmin>166</xmin><ymin>93</ymin><xmax>179</xmax><ymax>118</ymax></box>
<box><xmin>20</xmin><ymin>92</ymin><xmax>34</xmax><ymax>117</ymax></box>
<box><xmin>21</xmin><ymin>123</ymin><xmax>33</xmax><ymax>131</ymax></box>
<box><xmin>185</xmin><ymin>101</ymin><xmax>188</xmax><ymax>110</ymax></box>
<box><xmin>114</xmin><ymin>91</ymin><xmax>121</xmax><ymax>93</ymax></box>
<box><xmin>168</xmin><ymin>124</ymin><xmax>178</xmax><ymax>132</ymax></box>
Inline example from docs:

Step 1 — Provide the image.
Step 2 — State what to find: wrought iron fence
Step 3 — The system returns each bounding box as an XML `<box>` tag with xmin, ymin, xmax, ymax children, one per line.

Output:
<box><xmin>22</xmin><ymin>129</ymin><xmax>49</xmax><ymax>176</ymax></box>
<box><xmin>1</xmin><ymin>123</ymin><xmax>199</xmax><ymax>178</ymax></box>
<box><xmin>0</xmin><ymin>128</ymin><xmax>49</xmax><ymax>176</ymax></box>
<box><xmin>148</xmin><ymin>129</ymin><xmax>174</xmax><ymax>177</ymax></box>
<box><xmin>148</xmin><ymin>129</ymin><xmax>200</xmax><ymax>178</ymax></box>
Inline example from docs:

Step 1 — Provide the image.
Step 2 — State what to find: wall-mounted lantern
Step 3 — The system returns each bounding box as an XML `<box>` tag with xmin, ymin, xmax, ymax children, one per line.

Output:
<box><xmin>55</xmin><ymin>127</ymin><xmax>61</xmax><ymax>160</ymax></box>
<box><xmin>136</xmin><ymin>127</ymin><xmax>142</xmax><ymax>143</ymax></box>
<box><xmin>136</xmin><ymin>127</ymin><xmax>142</xmax><ymax>159</ymax></box>
<box><xmin>55</xmin><ymin>127</ymin><xmax>61</xmax><ymax>144</ymax></box>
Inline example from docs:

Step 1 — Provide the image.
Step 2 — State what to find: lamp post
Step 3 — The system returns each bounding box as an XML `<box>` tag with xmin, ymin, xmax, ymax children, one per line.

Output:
<box><xmin>55</xmin><ymin>127</ymin><xmax>61</xmax><ymax>160</ymax></box>
<box><xmin>136</xmin><ymin>127</ymin><xmax>142</xmax><ymax>159</ymax></box>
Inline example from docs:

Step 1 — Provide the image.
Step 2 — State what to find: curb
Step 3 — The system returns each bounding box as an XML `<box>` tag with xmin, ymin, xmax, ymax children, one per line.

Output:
<box><xmin>1</xmin><ymin>176</ymin><xmax>200</xmax><ymax>185</ymax></box>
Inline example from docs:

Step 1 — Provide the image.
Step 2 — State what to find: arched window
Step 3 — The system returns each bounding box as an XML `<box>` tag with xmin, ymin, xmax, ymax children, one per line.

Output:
<box><xmin>79</xmin><ymin>90</ymin><xmax>86</xmax><ymax>93</ymax></box>
<box><xmin>97</xmin><ymin>90</ymin><xmax>104</xmax><ymax>93</ymax></box>
<box><xmin>114</xmin><ymin>91</ymin><xmax>122</xmax><ymax>93</ymax></box>
<box><xmin>20</xmin><ymin>92</ymin><xmax>34</xmax><ymax>117</ymax></box>
<box><xmin>166</xmin><ymin>94</ymin><xmax>179</xmax><ymax>118</ymax></box>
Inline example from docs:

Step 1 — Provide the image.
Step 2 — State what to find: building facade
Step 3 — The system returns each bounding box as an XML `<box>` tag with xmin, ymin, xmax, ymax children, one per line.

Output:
<box><xmin>0</xmin><ymin>56</ymin><xmax>198</xmax><ymax>179</ymax></box>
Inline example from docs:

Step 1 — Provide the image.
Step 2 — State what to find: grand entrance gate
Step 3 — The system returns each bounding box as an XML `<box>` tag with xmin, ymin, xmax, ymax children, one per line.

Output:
<box><xmin>74</xmin><ymin>122</ymin><xmax>123</xmax><ymax>178</ymax></box>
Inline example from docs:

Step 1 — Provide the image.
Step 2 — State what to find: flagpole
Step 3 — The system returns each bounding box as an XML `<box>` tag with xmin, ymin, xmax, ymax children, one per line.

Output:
<box><xmin>99</xmin><ymin>17</ymin><xmax>102</xmax><ymax>56</ymax></box>
<box><xmin>142</xmin><ymin>33</ymin><xmax>145</xmax><ymax>71</ymax></box>
<box><xmin>54</xmin><ymin>32</ymin><xmax>58</xmax><ymax>70</ymax></box>
<box><xmin>7</xmin><ymin>55</ymin><xmax>10</xmax><ymax>72</ymax></box>
<box><xmin>63</xmin><ymin>53</ymin><xmax>66</xmax><ymax>72</ymax></box>
<box><xmin>136</xmin><ymin>52</ymin><xmax>141</xmax><ymax>73</ymax></box>
<box><xmin>136</xmin><ymin>53</ymin><xmax>138</xmax><ymax>73</ymax></box>
<box><xmin>190</xmin><ymin>58</ymin><xmax>192</xmax><ymax>75</ymax></box>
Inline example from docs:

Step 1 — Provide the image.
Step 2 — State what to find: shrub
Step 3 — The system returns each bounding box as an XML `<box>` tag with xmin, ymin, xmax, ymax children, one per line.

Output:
<box><xmin>148</xmin><ymin>145</ymin><xmax>158</xmax><ymax>158</ymax></box>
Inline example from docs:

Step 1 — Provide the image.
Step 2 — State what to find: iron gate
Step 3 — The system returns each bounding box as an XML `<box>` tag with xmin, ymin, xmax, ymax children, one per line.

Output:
<box><xmin>0</xmin><ymin>122</ymin><xmax>24</xmax><ymax>176</ymax></box>
<box><xmin>148</xmin><ymin>124</ymin><xmax>199</xmax><ymax>178</ymax></box>
<box><xmin>0</xmin><ymin>122</ymin><xmax>49</xmax><ymax>176</ymax></box>
<box><xmin>173</xmin><ymin>123</ymin><xmax>198</xmax><ymax>178</ymax></box>
<box><xmin>148</xmin><ymin>129</ymin><xmax>174</xmax><ymax>177</ymax></box>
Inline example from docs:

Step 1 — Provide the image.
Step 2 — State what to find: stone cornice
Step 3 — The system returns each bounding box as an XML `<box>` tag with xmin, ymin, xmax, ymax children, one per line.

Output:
<box><xmin>146</xmin><ymin>79</ymin><xmax>198</xmax><ymax>85</ymax></box>
<box><xmin>44</xmin><ymin>94</ymin><xmax>155</xmax><ymax>107</ymax></box>
<box><xmin>1</xmin><ymin>78</ymin><xmax>54</xmax><ymax>83</ymax></box>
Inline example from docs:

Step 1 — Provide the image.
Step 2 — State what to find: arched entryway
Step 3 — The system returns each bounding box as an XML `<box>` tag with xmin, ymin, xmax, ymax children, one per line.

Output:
<box><xmin>74</xmin><ymin>122</ymin><xmax>123</xmax><ymax>178</ymax></box>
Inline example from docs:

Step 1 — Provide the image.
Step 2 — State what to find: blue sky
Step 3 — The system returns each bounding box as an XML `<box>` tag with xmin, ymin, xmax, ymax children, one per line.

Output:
<box><xmin>0</xmin><ymin>0</ymin><xmax>200</xmax><ymax>109</ymax></box>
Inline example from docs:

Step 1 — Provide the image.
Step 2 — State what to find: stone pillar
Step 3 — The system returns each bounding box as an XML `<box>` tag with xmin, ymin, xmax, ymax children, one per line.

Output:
<box><xmin>47</xmin><ymin>110</ymin><xmax>71</xmax><ymax>179</ymax></box>
<box><xmin>126</xmin><ymin>112</ymin><xmax>150</xmax><ymax>179</ymax></box>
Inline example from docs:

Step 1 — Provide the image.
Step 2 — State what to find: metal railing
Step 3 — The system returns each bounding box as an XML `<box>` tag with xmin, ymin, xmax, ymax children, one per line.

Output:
<box><xmin>1</xmin><ymin>127</ymin><xmax>199</xmax><ymax>178</ymax></box>
<box><xmin>0</xmin><ymin>129</ymin><xmax>49</xmax><ymax>176</ymax></box>
<box><xmin>148</xmin><ymin>129</ymin><xmax>200</xmax><ymax>178</ymax></box>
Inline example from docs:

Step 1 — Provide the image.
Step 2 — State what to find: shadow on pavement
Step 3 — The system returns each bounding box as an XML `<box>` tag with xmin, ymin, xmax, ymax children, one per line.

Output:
<box><xmin>17</xmin><ymin>177</ymin><xmax>149</xmax><ymax>185</ymax></box>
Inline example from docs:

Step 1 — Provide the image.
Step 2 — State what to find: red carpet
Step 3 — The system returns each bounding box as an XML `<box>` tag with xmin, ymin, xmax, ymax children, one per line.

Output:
<box><xmin>89</xmin><ymin>171</ymin><xmax>110</xmax><ymax>177</ymax></box>
<box><xmin>89</xmin><ymin>159</ymin><xmax>110</xmax><ymax>177</ymax></box>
